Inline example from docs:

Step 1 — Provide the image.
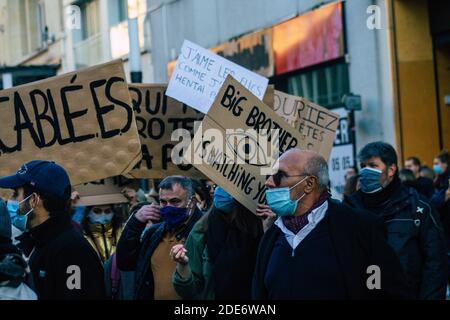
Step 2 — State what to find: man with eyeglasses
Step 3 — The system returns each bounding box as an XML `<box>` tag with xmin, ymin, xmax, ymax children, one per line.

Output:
<box><xmin>0</xmin><ymin>160</ymin><xmax>105</xmax><ymax>300</ymax></box>
<box><xmin>116</xmin><ymin>176</ymin><xmax>203</xmax><ymax>300</ymax></box>
<box><xmin>253</xmin><ymin>149</ymin><xmax>410</xmax><ymax>299</ymax></box>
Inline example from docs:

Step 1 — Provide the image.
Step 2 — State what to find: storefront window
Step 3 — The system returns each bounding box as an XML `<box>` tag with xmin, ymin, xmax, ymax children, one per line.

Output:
<box><xmin>287</xmin><ymin>63</ymin><xmax>349</xmax><ymax>107</ymax></box>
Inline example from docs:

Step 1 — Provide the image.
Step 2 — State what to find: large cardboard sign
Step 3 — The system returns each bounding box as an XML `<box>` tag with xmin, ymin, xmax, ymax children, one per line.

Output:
<box><xmin>166</xmin><ymin>40</ymin><xmax>269</xmax><ymax>114</ymax></box>
<box><xmin>273</xmin><ymin>90</ymin><xmax>339</xmax><ymax>158</ymax></box>
<box><xmin>127</xmin><ymin>84</ymin><xmax>205</xmax><ymax>179</ymax></box>
<box><xmin>184</xmin><ymin>76</ymin><xmax>328</xmax><ymax>213</ymax></box>
<box><xmin>74</xmin><ymin>176</ymin><xmax>139</xmax><ymax>207</ymax></box>
<box><xmin>0</xmin><ymin>60</ymin><xmax>142</xmax><ymax>185</ymax></box>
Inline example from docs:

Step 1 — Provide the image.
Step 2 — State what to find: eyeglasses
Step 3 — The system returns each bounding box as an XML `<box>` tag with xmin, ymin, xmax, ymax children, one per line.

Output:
<box><xmin>92</xmin><ymin>207</ymin><xmax>113</xmax><ymax>214</ymax></box>
<box><xmin>266</xmin><ymin>171</ymin><xmax>307</xmax><ymax>187</ymax></box>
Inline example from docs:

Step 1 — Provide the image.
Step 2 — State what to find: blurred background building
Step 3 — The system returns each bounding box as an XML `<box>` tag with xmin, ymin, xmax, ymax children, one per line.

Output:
<box><xmin>0</xmin><ymin>0</ymin><xmax>448</xmax><ymax>198</ymax></box>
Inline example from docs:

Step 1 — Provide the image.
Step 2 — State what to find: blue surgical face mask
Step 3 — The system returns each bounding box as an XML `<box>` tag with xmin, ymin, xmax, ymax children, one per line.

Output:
<box><xmin>6</xmin><ymin>200</ymin><xmax>19</xmax><ymax>219</ymax></box>
<box><xmin>72</xmin><ymin>206</ymin><xmax>86</xmax><ymax>224</ymax></box>
<box><xmin>213</xmin><ymin>187</ymin><xmax>234</xmax><ymax>214</ymax></box>
<box><xmin>359</xmin><ymin>167</ymin><xmax>383</xmax><ymax>194</ymax></box>
<box><xmin>88</xmin><ymin>211</ymin><xmax>114</xmax><ymax>225</ymax></box>
<box><xmin>433</xmin><ymin>164</ymin><xmax>443</xmax><ymax>175</ymax></box>
<box><xmin>160</xmin><ymin>206</ymin><xmax>189</xmax><ymax>230</ymax></box>
<box><xmin>12</xmin><ymin>194</ymin><xmax>35</xmax><ymax>232</ymax></box>
<box><xmin>265</xmin><ymin>176</ymin><xmax>309</xmax><ymax>217</ymax></box>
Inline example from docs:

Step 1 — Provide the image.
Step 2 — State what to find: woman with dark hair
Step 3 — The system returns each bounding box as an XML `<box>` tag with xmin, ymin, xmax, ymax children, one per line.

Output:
<box><xmin>190</xmin><ymin>179</ymin><xmax>213</xmax><ymax>213</ymax></box>
<box><xmin>81</xmin><ymin>204</ymin><xmax>125</xmax><ymax>263</ymax></box>
<box><xmin>170</xmin><ymin>187</ymin><xmax>263</xmax><ymax>300</ymax></box>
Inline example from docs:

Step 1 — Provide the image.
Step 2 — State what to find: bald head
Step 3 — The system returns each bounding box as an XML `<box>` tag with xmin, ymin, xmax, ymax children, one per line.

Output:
<box><xmin>277</xmin><ymin>149</ymin><xmax>329</xmax><ymax>191</ymax></box>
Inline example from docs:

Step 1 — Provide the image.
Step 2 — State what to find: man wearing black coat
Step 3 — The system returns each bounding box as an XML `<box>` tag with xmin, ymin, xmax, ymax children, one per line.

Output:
<box><xmin>345</xmin><ymin>142</ymin><xmax>448</xmax><ymax>299</ymax></box>
<box><xmin>253</xmin><ymin>149</ymin><xmax>409</xmax><ymax>300</ymax></box>
<box><xmin>0</xmin><ymin>161</ymin><xmax>105</xmax><ymax>300</ymax></box>
<box><xmin>116</xmin><ymin>176</ymin><xmax>203</xmax><ymax>300</ymax></box>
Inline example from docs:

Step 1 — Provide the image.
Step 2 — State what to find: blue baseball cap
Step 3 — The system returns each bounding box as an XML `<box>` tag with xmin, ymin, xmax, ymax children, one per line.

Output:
<box><xmin>0</xmin><ymin>160</ymin><xmax>71</xmax><ymax>200</ymax></box>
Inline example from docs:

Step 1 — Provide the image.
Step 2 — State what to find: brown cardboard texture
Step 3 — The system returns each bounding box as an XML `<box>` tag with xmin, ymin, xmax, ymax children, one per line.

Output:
<box><xmin>273</xmin><ymin>90</ymin><xmax>339</xmax><ymax>157</ymax></box>
<box><xmin>0</xmin><ymin>60</ymin><xmax>142</xmax><ymax>185</ymax></box>
<box><xmin>74</xmin><ymin>176</ymin><xmax>138</xmax><ymax>206</ymax></box>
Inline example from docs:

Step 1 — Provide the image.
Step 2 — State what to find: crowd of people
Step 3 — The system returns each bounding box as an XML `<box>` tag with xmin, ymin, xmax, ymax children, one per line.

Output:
<box><xmin>0</xmin><ymin>142</ymin><xmax>448</xmax><ymax>300</ymax></box>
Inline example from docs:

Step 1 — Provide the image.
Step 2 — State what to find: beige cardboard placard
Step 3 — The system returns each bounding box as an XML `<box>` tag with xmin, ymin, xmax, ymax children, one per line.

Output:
<box><xmin>0</xmin><ymin>60</ymin><xmax>142</xmax><ymax>185</ymax></box>
<box><xmin>273</xmin><ymin>90</ymin><xmax>339</xmax><ymax>157</ymax></box>
<box><xmin>74</xmin><ymin>176</ymin><xmax>139</xmax><ymax>206</ymax></box>
<box><xmin>127</xmin><ymin>84</ymin><xmax>205</xmax><ymax>179</ymax></box>
<box><xmin>184</xmin><ymin>76</ymin><xmax>316</xmax><ymax>213</ymax></box>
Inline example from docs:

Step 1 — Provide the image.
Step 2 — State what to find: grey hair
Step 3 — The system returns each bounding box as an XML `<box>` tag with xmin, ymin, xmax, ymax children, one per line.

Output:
<box><xmin>158</xmin><ymin>176</ymin><xmax>195</xmax><ymax>198</ymax></box>
<box><xmin>303</xmin><ymin>155</ymin><xmax>330</xmax><ymax>191</ymax></box>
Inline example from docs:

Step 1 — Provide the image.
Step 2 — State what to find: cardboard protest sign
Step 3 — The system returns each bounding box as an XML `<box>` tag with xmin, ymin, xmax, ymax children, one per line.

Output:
<box><xmin>126</xmin><ymin>84</ymin><xmax>273</xmax><ymax>179</ymax></box>
<box><xmin>0</xmin><ymin>60</ymin><xmax>142</xmax><ymax>185</ymax></box>
<box><xmin>184</xmin><ymin>76</ymin><xmax>313</xmax><ymax>213</ymax></box>
<box><xmin>74</xmin><ymin>176</ymin><xmax>139</xmax><ymax>207</ymax></box>
<box><xmin>273</xmin><ymin>90</ymin><xmax>339</xmax><ymax>159</ymax></box>
<box><xmin>127</xmin><ymin>84</ymin><xmax>205</xmax><ymax>179</ymax></box>
<box><xmin>166</xmin><ymin>40</ymin><xmax>269</xmax><ymax>114</ymax></box>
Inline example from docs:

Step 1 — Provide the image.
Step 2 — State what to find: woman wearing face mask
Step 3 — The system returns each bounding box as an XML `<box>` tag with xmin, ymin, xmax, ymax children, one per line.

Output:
<box><xmin>81</xmin><ymin>204</ymin><xmax>125</xmax><ymax>263</ymax></box>
<box><xmin>170</xmin><ymin>187</ymin><xmax>263</xmax><ymax>300</ymax></box>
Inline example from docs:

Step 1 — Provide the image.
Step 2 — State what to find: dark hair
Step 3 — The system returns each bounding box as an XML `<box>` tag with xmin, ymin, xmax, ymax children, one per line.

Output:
<box><xmin>343</xmin><ymin>175</ymin><xmax>359</xmax><ymax>196</ymax></box>
<box><xmin>81</xmin><ymin>205</ymin><xmax>124</xmax><ymax>261</ymax></box>
<box><xmin>23</xmin><ymin>184</ymin><xmax>71</xmax><ymax>216</ymax></box>
<box><xmin>406</xmin><ymin>157</ymin><xmax>421</xmax><ymax>167</ymax></box>
<box><xmin>436</xmin><ymin>150</ymin><xmax>449</xmax><ymax>165</ymax></box>
<box><xmin>358</xmin><ymin>141</ymin><xmax>398</xmax><ymax>168</ymax></box>
<box><xmin>399</xmin><ymin>169</ymin><xmax>415</xmax><ymax>183</ymax></box>
<box><xmin>190</xmin><ymin>179</ymin><xmax>212</xmax><ymax>209</ymax></box>
<box><xmin>158</xmin><ymin>176</ymin><xmax>195</xmax><ymax>198</ymax></box>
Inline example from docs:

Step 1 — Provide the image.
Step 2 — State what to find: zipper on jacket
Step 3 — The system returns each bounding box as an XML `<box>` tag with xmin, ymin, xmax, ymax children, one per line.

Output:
<box><xmin>102</xmin><ymin>225</ymin><xmax>109</xmax><ymax>259</ymax></box>
<box><xmin>385</xmin><ymin>218</ymin><xmax>421</xmax><ymax>227</ymax></box>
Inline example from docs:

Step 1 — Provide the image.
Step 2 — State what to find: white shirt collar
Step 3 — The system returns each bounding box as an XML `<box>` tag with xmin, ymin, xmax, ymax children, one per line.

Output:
<box><xmin>275</xmin><ymin>200</ymin><xmax>329</xmax><ymax>237</ymax></box>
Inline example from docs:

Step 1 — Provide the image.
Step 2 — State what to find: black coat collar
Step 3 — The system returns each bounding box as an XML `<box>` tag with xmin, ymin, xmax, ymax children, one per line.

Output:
<box><xmin>30</xmin><ymin>214</ymin><xmax>73</xmax><ymax>248</ymax></box>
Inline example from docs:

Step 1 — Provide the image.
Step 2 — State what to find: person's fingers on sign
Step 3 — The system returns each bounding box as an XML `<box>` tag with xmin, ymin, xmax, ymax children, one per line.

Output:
<box><xmin>256</xmin><ymin>204</ymin><xmax>276</xmax><ymax>220</ymax></box>
<box><xmin>135</xmin><ymin>203</ymin><xmax>161</xmax><ymax>226</ymax></box>
<box><xmin>170</xmin><ymin>244</ymin><xmax>189</xmax><ymax>265</ymax></box>
<box><xmin>71</xmin><ymin>191</ymin><xmax>80</xmax><ymax>206</ymax></box>
<box><xmin>122</xmin><ymin>187</ymin><xmax>137</xmax><ymax>203</ymax></box>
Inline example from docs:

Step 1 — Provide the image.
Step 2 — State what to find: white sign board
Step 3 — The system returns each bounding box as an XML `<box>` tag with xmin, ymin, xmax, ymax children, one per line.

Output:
<box><xmin>166</xmin><ymin>40</ymin><xmax>269</xmax><ymax>114</ymax></box>
<box><xmin>328</xmin><ymin>108</ymin><xmax>355</xmax><ymax>200</ymax></box>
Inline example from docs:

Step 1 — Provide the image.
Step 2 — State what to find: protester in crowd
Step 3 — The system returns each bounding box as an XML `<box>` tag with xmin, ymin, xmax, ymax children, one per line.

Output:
<box><xmin>122</xmin><ymin>186</ymin><xmax>147</xmax><ymax>208</ymax></box>
<box><xmin>0</xmin><ymin>200</ymin><xmax>37</xmax><ymax>300</ymax></box>
<box><xmin>345</xmin><ymin>142</ymin><xmax>447</xmax><ymax>299</ymax></box>
<box><xmin>403</xmin><ymin>157</ymin><xmax>434</xmax><ymax>198</ymax></box>
<box><xmin>343</xmin><ymin>174</ymin><xmax>359</xmax><ymax>200</ymax></box>
<box><xmin>420</xmin><ymin>166</ymin><xmax>435</xmax><ymax>180</ymax></box>
<box><xmin>170</xmin><ymin>187</ymin><xmax>263</xmax><ymax>300</ymax></box>
<box><xmin>191</xmin><ymin>179</ymin><xmax>213</xmax><ymax>213</ymax></box>
<box><xmin>430</xmin><ymin>151</ymin><xmax>450</xmax><ymax>271</ymax></box>
<box><xmin>81</xmin><ymin>200</ymin><xmax>127</xmax><ymax>263</ymax></box>
<box><xmin>116</xmin><ymin>176</ymin><xmax>203</xmax><ymax>300</ymax></box>
<box><xmin>5</xmin><ymin>193</ymin><xmax>24</xmax><ymax>245</ymax></box>
<box><xmin>344</xmin><ymin>167</ymin><xmax>358</xmax><ymax>181</ymax></box>
<box><xmin>253</xmin><ymin>149</ymin><xmax>408</xmax><ymax>299</ymax></box>
<box><xmin>399</xmin><ymin>169</ymin><xmax>416</xmax><ymax>185</ymax></box>
<box><xmin>204</xmin><ymin>180</ymin><xmax>216</xmax><ymax>198</ymax></box>
<box><xmin>0</xmin><ymin>160</ymin><xmax>105</xmax><ymax>300</ymax></box>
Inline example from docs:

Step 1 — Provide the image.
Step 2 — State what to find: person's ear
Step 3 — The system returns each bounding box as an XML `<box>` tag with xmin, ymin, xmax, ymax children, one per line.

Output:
<box><xmin>388</xmin><ymin>164</ymin><xmax>397</xmax><ymax>178</ymax></box>
<box><xmin>30</xmin><ymin>193</ymin><xmax>41</xmax><ymax>208</ymax></box>
<box><xmin>303</xmin><ymin>176</ymin><xmax>316</xmax><ymax>194</ymax></box>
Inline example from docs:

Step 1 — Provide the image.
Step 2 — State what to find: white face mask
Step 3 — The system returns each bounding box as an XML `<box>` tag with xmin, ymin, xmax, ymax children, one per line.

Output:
<box><xmin>88</xmin><ymin>211</ymin><xmax>114</xmax><ymax>225</ymax></box>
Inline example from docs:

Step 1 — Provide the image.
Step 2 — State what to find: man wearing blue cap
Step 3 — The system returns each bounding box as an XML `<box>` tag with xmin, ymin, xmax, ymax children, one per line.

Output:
<box><xmin>0</xmin><ymin>160</ymin><xmax>105</xmax><ymax>300</ymax></box>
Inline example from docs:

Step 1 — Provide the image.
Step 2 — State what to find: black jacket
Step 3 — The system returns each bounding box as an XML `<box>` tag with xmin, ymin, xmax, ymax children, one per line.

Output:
<box><xmin>116</xmin><ymin>208</ymin><xmax>203</xmax><ymax>300</ymax></box>
<box><xmin>253</xmin><ymin>200</ymin><xmax>410</xmax><ymax>300</ymax></box>
<box><xmin>345</xmin><ymin>185</ymin><xmax>448</xmax><ymax>299</ymax></box>
<box><xmin>28</xmin><ymin>215</ymin><xmax>105</xmax><ymax>300</ymax></box>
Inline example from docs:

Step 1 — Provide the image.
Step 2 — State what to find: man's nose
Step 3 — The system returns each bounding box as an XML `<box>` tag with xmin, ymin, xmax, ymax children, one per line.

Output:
<box><xmin>265</xmin><ymin>175</ymin><xmax>276</xmax><ymax>188</ymax></box>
